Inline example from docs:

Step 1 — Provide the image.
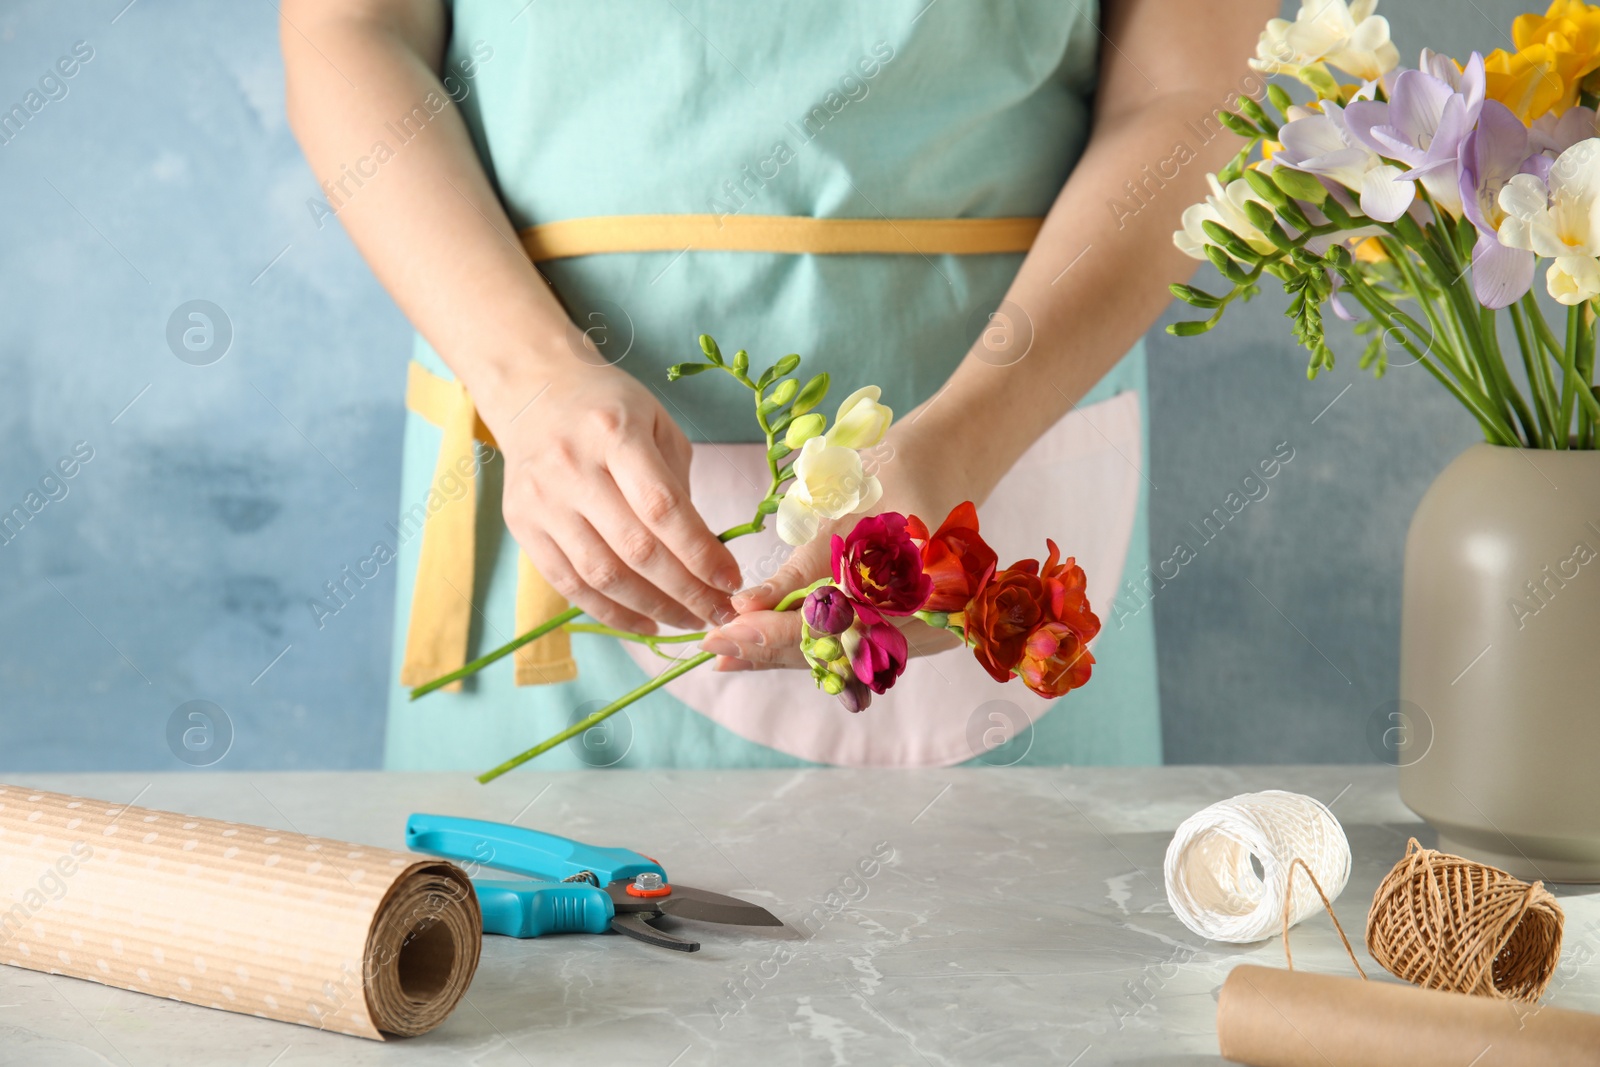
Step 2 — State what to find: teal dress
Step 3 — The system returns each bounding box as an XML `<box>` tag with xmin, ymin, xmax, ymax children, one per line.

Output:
<box><xmin>384</xmin><ymin>0</ymin><xmax>1161</xmax><ymax>770</ymax></box>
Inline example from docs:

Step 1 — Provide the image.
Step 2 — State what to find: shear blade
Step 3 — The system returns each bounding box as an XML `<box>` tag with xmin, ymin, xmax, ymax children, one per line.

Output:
<box><xmin>658</xmin><ymin>885</ymin><xmax>784</xmax><ymax>927</ymax></box>
<box><xmin>610</xmin><ymin>912</ymin><xmax>699</xmax><ymax>952</ymax></box>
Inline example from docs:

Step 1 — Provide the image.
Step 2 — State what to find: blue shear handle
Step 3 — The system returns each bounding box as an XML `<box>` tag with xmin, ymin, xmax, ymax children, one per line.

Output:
<box><xmin>405</xmin><ymin>814</ymin><xmax>666</xmax><ymax>885</ymax></box>
<box><xmin>474</xmin><ymin>879</ymin><xmax>614</xmax><ymax>938</ymax></box>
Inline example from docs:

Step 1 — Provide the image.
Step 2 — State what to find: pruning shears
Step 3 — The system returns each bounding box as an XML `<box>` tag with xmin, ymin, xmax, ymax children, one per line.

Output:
<box><xmin>405</xmin><ymin>813</ymin><xmax>783</xmax><ymax>952</ymax></box>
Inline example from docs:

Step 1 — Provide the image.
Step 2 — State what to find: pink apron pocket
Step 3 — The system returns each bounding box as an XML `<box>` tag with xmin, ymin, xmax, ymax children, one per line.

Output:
<box><xmin>617</xmin><ymin>391</ymin><xmax>1143</xmax><ymax>767</ymax></box>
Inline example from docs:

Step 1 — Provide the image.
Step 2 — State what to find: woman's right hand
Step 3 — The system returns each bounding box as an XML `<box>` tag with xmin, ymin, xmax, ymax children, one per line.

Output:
<box><xmin>482</xmin><ymin>360</ymin><xmax>742</xmax><ymax>636</ymax></box>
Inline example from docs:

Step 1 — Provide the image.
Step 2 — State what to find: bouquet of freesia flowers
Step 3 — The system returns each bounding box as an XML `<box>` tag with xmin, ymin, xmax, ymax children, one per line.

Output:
<box><xmin>1171</xmin><ymin>0</ymin><xmax>1600</xmax><ymax>450</ymax></box>
<box><xmin>415</xmin><ymin>337</ymin><xmax>1099</xmax><ymax>781</ymax></box>
<box><xmin>796</xmin><ymin>507</ymin><xmax>1098</xmax><ymax>713</ymax></box>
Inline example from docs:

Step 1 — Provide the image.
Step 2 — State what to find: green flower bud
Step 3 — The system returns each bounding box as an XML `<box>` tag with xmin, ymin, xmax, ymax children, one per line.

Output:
<box><xmin>784</xmin><ymin>412</ymin><xmax>827</xmax><ymax>448</ymax></box>
<box><xmin>810</xmin><ymin>636</ymin><xmax>843</xmax><ymax>662</ymax></box>
<box><xmin>820</xmin><ymin>671</ymin><xmax>846</xmax><ymax>695</ymax></box>
<box><xmin>770</xmin><ymin>377</ymin><xmax>799</xmax><ymax>406</ymax></box>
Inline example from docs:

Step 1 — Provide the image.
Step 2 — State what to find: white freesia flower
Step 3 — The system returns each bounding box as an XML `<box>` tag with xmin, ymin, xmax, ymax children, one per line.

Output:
<box><xmin>1496</xmin><ymin>138</ymin><xmax>1600</xmax><ymax>306</ymax></box>
<box><xmin>823</xmin><ymin>386</ymin><xmax>892</xmax><ymax>450</ymax></box>
<box><xmin>1251</xmin><ymin>0</ymin><xmax>1400</xmax><ymax>83</ymax></box>
<box><xmin>1174</xmin><ymin>174</ymin><xmax>1278</xmax><ymax>261</ymax></box>
<box><xmin>775</xmin><ymin>437</ymin><xmax>883</xmax><ymax>546</ymax></box>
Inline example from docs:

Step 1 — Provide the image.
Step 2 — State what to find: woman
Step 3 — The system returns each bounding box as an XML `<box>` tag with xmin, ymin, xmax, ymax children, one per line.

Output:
<box><xmin>282</xmin><ymin>0</ymin><xmax>1273</xmax><ymax>770</ymax></box>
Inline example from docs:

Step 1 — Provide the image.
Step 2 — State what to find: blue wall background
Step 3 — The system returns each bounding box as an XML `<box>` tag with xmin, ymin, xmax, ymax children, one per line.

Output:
<box><xmin>0</xmin><ymin>0</ymin><xmax>1521</xmax><ymax>770</ymax></box>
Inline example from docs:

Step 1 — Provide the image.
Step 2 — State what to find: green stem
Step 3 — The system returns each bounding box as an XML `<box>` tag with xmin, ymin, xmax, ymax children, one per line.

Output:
<box><xmin>1561</xmin><ymin>303</ymin><xmax>1582</xmax><ymax>448</ymax></box>
<box><xmin>1410</xmin><ymin>207</ymin><xmax>1533</xmax><ymax>444</ymax></box>
<box><xmin>1528</xmin><ymin>294</ymin><xmax>1600</xmax><ymax>436</ymax></box>
<box><xmin>1509</xmin><ymin>302</ymin><xmax>1557</xmax><ymax>448</ymax></box>
<box><xmin>1578</xmin><ymin>305</ymin><xmax>1596</xmax><ymax>449</ymax></box>
<box><xmin>562</xmin><ymin>623</ymin><xmax>705</xmax><ymax>644</ymax></box>
<box><xmin>410</xmin><ymin>605</ymin><xmax>583</xmax><ymax>700</ymax></box>
<box><xmin>1343</xmin><ymin>277</ymin><xmax>1516</xmax><ymax>445</ymax></box>
<box><xmin>1479</xmin><ymin>304</ymin><xmax>1538</xmax><ymax>448</ymax></box>
<box><xmin>477</xmin><ymin>652</ymin><xmax>715</xmax><ymax>783</ymax></box>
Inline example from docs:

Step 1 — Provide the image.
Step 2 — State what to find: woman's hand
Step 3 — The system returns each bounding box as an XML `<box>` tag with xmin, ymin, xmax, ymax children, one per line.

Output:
<box><xmin>482</xmin><ymin>359</ymin><xmax>742</xmax><ymax>636</ymax></box>
<box><xmin>698</xmin><ymin>421</ymin><xmax>977</xmax><ymax>670</ymax></box>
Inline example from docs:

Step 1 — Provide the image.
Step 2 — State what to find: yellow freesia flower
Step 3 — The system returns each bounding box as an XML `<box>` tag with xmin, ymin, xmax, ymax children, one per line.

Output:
<box><xmin>1485</xmin><ymin>0</ymin><xmax>1600</xmax><ymax>122</ymax></box>
<box><xmin>1351</xmin><ymin>236</ymin><xmax>1389</xmax><ymax>263</ymax></box>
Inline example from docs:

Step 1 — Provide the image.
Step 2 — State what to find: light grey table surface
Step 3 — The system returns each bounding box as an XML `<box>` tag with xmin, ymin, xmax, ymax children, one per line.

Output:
<box><xmin>0</xmin><ymin>767</ymin><xmax>1596</xmax><ymax>1067</ymax></box>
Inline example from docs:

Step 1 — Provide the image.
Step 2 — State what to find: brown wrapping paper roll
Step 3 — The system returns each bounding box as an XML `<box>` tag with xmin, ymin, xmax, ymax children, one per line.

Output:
<box><xmin>1218</xmin><ymin>965</ymin><xmax>1600</xmax><ymax>1067</ymax></box>
<box><xmin>0</xmin><ymin>785</ymin><xmax>481</xmax><ymax>1039</ymax></box>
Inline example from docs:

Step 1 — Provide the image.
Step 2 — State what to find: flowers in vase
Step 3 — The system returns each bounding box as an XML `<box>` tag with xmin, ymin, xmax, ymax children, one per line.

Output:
<box><xmin>1168</xmin><ymin>0</ymin><xmax>1600</xmax><ymax>451</ymax></box>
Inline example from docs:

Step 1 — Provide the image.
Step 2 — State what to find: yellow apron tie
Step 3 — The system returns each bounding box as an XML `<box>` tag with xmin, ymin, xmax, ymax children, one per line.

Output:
<box><xmin>519</xmin><ymin>214</ymin><xmax>1044</xmax><ymax>262</ymax></box>
<box><xmin>403</xmin><ymin>214</ymin><xmax>1043</xmax><ymax>689</ymax></box>
<box><xmin>401</xmin><ymin>364</ymin><xmax>576</xmax><ymax>689</ymax></box>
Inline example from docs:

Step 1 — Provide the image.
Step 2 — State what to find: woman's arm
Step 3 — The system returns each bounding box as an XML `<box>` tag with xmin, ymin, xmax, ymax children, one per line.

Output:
<box><xmin>707</xmin><ymin>0</ymin><xmax>1278</xmax><ymax>667</ymax></box>
<box><xmin>281</xmin><ymin>0</ymin><xmax>741</xmax><ymax>635</ymax></box>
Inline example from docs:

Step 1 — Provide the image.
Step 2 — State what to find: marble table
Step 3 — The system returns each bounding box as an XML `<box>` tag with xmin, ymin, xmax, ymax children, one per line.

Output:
<box><xmin>1</xmin><ymin>767</ymin><xmax>1596</xmax><ymax>1066</ymax></box>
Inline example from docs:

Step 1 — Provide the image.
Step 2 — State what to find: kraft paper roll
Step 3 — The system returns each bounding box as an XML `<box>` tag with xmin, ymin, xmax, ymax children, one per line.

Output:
<box><xmin>0</xmin><ymin>785</ymin><xmax>481</xmax><ymax>1039</ymax></box>
<box><xmin>1217</xmin><ymin>965</ymin><xmax>1600</xmax><ymax>1067</ymax></box>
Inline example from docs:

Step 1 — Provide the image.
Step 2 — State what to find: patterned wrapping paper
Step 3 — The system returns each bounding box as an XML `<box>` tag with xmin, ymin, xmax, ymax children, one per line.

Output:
<box><xmin>0</xmin><ymin>785</ymin><xmax>480</xmax><ymax>1040</ymax></box>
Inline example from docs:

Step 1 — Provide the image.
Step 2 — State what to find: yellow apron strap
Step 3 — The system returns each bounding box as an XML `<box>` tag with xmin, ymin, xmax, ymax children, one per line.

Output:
<box><xmin>402</xmin><ymin>364</ymin><xmax>575</xmax><ymax>688</ymax></box>
<box><xmin>399</xmin><ymin>375</ymin><xmax>478</xmax><ymax>691</ymax></box>
<box><xmin>516</xmin><ymin>553</ymin><xmax>577</xmax><ymax>684</ymax></box>
<box><xmin>518</xmin><ymin>214</ymin><xmax>1045</xmax><ymax>262</ymax></box>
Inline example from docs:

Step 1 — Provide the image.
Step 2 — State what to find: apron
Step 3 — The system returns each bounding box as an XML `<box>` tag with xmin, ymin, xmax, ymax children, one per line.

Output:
<box><xmin>383</xmin><ymin>0</ymin><xmax>1162</xmax><ymax>770</ymax></box>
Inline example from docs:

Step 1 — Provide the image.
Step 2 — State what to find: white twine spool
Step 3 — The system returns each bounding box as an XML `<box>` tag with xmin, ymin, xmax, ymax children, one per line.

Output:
<box><xmin>1163</xmin><ymin>790</ymin><xmax>1350</xmax><ymax>944</ymax></box>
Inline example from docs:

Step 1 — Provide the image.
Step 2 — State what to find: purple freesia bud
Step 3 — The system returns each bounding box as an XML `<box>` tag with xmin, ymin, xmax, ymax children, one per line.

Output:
<box><xmin>836</xmin><ymin>676</ymin><xmax>873</xmax><ymax>714</ymax></box>
<box><xmin>803</xmin><ymin>585</ymin><xmax>856</xmax><ymax>635</ymax></box>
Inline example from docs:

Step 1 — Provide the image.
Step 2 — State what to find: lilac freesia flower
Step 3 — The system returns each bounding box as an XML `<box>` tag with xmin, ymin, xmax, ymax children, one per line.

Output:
<box><xmin>1458</xmin><ymin>99</ymin><xmax>1539</xmax><ymax>308</ymax></box>
<box><xmin>1275</xmin><ymin>97</ymin><xmax>1416</xmax><ymax>222</ymax></box>
<box><xmin>1344</xmin><ymin>52</ymin><xmax>1485</xmax><ymax>217</ymax></box>
<box><xmin>1529</xmin><ymin>105</ymin><xmax>1600</xmax><ymax>161</ymax></box>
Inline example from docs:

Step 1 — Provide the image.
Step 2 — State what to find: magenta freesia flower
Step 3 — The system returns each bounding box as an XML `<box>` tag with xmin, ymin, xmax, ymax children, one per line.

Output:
<box><xmin>830</xmin><ymin>512</ymin><xmax>934</xmax><ymax>616</ymax></box>
<box><xmin>845</xmin><ymin>601</ymin><xmax>909</xmax><ymax>696</ymax></box>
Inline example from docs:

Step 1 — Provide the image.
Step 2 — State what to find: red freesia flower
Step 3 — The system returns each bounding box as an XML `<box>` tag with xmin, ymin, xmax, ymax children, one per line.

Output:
<box><xmin>847</xmin><ymin>601</ymin><xmax>909</xmax><ymax>695</ymax></box>
<box><xmin>831</xmin><ymin>512</ymin><xmax>933</xmax><ymax>616</ymax></box>
<box><xmin>966</xmin><ymin>540</ymin><xmax>1100</xmax><ymax>695</ymax></box>
<box><xmin>1038</xmin><ymin>540</ymin><xmax>1099</xmax><ymax>643</ymax></box>
<box><xmin>907</xmin><ymin>501</ymin><xmax>997</xmax><ymax>613</ymax></box>
<box><xmin>966</xmin><ymin>567</ymin><xmax>1046</xmax><ymax>683</ymax></box>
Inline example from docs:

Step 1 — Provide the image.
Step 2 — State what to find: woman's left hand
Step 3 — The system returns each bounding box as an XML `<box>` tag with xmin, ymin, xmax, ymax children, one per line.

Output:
<box><xmin>697</xmin><ymin>422</ymin><xmax>982</xmax><ymax>671</ymax></box>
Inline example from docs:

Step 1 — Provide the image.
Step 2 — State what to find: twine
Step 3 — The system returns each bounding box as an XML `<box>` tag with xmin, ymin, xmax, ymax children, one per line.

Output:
<box><xmin>1163</xmin><ymin>791</ymin><xmax>1351</xmax><ymax>944</ymax></box>
<box><xmin>1363</xmin><ymin>838</ymin><xmax>1565</xmax><ymax>1002</ymax></box>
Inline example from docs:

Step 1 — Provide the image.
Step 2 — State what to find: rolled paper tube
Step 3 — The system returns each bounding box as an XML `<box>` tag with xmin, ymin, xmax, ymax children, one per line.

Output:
<box><xmin>0</xmin><ymin>786</ymin><xmax>481</xmax><ymax>1039</ymax></box>
<box><xmin>1217</xmin><ymin>965</ymin><xmax>1600</xmax><ymax>1067</ymax></box>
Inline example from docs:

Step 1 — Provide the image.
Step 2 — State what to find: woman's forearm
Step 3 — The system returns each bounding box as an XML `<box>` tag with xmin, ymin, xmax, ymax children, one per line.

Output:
<box><xmin>280</xmin><ymin>0</ymin><xmax>569</xmax><ymax>426</ymax></box>
<box><xmin>283</xmin><ymin>0</ymin><xmax>745</xmax><ymax>632</ymax></box>
<box><xmin>901</xmin><ymin>0</ymin><xmax>1276</xmax><ymax>501</ymax></box>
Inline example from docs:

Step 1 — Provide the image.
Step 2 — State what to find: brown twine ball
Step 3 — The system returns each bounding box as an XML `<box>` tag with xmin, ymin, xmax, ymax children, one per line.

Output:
<box><xmin>1364</xmin><ymin>837</ymin><xmax>1565</xmax><ymax>1002</ymax></box>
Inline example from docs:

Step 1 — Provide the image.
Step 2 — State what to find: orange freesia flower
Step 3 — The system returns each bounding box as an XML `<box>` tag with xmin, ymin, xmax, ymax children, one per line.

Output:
<box><xmin>1018</xmin><ymin>623</ymin><xmax>1095</xmax><ymax>700</ymax></box>
<box><xmin>1485</xmin><ymin>0</ymin><xmax>1600</xmax><ymax>122</ymax></box>
<box><xmin>966</xmin><ymin>541</ymin><xmax>1100</xmax><ymax>698</ymax></box>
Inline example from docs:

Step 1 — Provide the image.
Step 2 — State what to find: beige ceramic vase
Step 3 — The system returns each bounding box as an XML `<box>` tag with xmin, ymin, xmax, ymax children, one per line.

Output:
<box><xmin>1398</xmin><ymin>443</ymin><xmax>1600</xmax><ymax>883</ymax></box>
